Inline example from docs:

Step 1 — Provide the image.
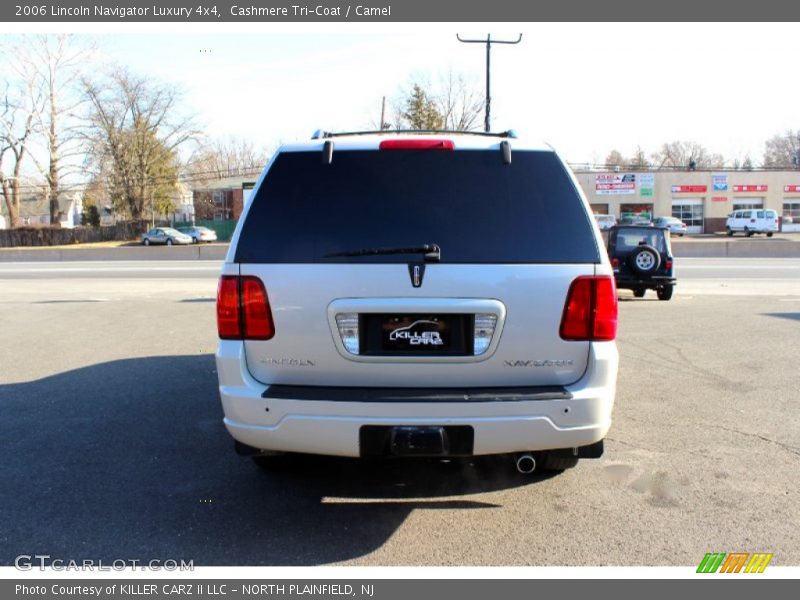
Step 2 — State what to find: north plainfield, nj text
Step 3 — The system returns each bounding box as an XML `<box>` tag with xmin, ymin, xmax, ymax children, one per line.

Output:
<box><xmin>40</xmin><ymin>4</ymin><xmax>392</xmax><ymax>18</ymax></box>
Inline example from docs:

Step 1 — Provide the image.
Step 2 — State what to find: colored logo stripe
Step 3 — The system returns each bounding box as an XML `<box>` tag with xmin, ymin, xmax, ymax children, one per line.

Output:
<box><xmin>720</xmin><ymin>553</ymin><xmax>749</xmax><ymax>573</ymax></box>
<box><xmin>697</xmin><ymin>552</ymin><xmax>773</xmax><ymax>573</ymax></box>
<box><xmin>744</xmin><ymin>553</ymin><xmax>773</xmax><ymax>573</ymax></box>
<box><xmin>697</xmin><ymin>553</ymin><xmax>726</xmax><ymax>573</ymax></box>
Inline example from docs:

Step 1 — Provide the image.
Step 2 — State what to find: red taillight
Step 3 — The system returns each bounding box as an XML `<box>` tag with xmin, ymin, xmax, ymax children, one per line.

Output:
<box><xmin>216</xmin><ymin>275</ymin><xmax>275</xmax><ymax>340</ymax></box>
<box><xmin>560</xmin><ymin>276</ymin><xmax>618</xmax><ymax>342</ymax></box>
<box><xmin>665</xmin><ymin>259</ymin><xmax>673</xmax><ymax>271</ymax></box>
<box><xmin>611</xmin><ymin>257</ymin><xmax>620</xmax><ymax>268</ymax></box>
<box><xmin>379</xmin><ymin>139</ymin><xmax>454</xmax><ymax>151</ymax></box>
<box><xmin>241</xmin><ymin>277</ymin><xmax>274</xmax><ymax>339</ymax></box>
<box><xmin>217</xmin><ymin>276</ymin><xmax>242</xmax><ymax>339</ymax></box>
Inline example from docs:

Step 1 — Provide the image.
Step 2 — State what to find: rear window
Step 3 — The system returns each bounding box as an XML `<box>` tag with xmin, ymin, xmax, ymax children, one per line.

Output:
<box><xmin>611</xmin><ymin>227</ymin><xmax>669</xmax><ymax>254</ymax></box>
<box><xmin>234</xmin><ymin>149</ymin><xmax>600</xmax><ymax>264</ymax></box>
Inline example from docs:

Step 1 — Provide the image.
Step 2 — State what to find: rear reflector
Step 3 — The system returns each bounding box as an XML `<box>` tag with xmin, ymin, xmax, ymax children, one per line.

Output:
<box><xmin>379</xmin><ymin>139</ymin><xmax>454</xmax><ymax>151</ymax></box>
<box><xmin>560</xmin><ymin>276</ymin><xmax>618</xmax><ymax>342</ymax></box>
<box><xmin>216</xmin><ymin>275</ymin><xmax>275</xmax><ymax>340</ymax></box>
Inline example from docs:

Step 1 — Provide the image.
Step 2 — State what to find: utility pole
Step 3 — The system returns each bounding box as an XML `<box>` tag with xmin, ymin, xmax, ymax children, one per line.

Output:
<box><xmin>456</xmin><ymin>33</ymin><xmax>522</xmax><ymax>132</ymax></box>
<box><xmin>380</xmin><ymin>96</ymin><xmax>387</xmax><ymax>130</ymax></box>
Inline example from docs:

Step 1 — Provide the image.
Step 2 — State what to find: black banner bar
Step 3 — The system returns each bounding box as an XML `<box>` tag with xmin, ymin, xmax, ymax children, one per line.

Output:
<box><xmin>3</xmin><ymin>0</ymin><xmax>800</xmax><ymax>22</ymax></box>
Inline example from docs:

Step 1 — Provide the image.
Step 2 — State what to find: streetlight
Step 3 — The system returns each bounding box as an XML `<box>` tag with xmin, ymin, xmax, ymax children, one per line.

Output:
<box><xmin>456</xmin><ymin>33</ymin><xmax>522</xmax><ymax>132</ymax></box>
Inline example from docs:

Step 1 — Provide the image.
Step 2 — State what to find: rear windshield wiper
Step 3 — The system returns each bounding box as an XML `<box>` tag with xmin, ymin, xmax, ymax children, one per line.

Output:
<box><xmin>324</xmin><ymin>243</ymin><xmax>441</xmax><ymax>262</ymax></box>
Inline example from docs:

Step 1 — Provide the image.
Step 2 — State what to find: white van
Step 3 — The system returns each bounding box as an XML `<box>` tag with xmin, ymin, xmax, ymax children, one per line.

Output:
<box><xmin>594</xmin><ymin>214</ymin><xmax>617</xmax><ymax>231</ymax></box>
<box><xmin>725</xmin><ymin>209</ymin><xmax>779</xmax><ymax>237</ymax></box>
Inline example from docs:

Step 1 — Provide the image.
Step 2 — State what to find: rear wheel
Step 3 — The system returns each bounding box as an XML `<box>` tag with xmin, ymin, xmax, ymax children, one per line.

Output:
<box><xmin>541</xmin><ymin>453</ymin><xmax>579</xmax><ymax>472</ymax></box>
<box><xmin>726</xmin><ymin>227</ymin><xmax>733</xmax><ymax>237</ymax></box>
<box><xmin>657</xmin><ymin>285</ymin><xmax>674</xmax><ymax>301</ymax></box>
<box><xmin>167</xmin><ymin>239</ymin><xmax>173</xmax><ymax>246</ymax></box>
<box><xmin>628</xmin><ymin>245</ymin><xmax>661</xmax><ymax>275</ymax></box>
<box><xmin>633</xmin><ymin>288</ymin><xmax>646</xmax><ymax>298</ymax></box>
<box><xmin>143</xmin><ymin>238</ymin><xmax>150</xmax><ymax>246</ymax></box>
<box><xmin>767</xmin><ymin>232</ymin><xmax>774</xmax><ymax>238</ymax></box>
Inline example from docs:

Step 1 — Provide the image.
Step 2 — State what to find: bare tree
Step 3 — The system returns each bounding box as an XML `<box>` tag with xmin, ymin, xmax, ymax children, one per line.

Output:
<box><xmin>7</xmin><ymin>34</ymin><xmax>93</xmax><ymax>225</ymax></box>
<box><xmin>384</xmin><ymin>71</ymin><xmax>482</xmax><ymax>131</ymax></box>
<box><xmin>185</xmin><ymin>136</ymin><xmax>269</xmax><ymax>182</ymax></box>
<box><xmin>651</xmin><ymin>140</ymin><xmax>725</xmax><ymax>170</ymax></box>
<box><xmin>604</xmin><ymin>149</ymin><xmax>625</xmax><ymax>170</ymax></box>
<box><xmin>0</xmin><ymin>82</ymin><xmax>41</xmax><ymax>229</ymax></box>
<box><xmin>762</xmin><ymin>130</ymin><xmax>800</xmax><ymax>168</ymax></box>
<box><xmin>604</xmin><ymin>147</ymin><xmax>650</xmax><ymax>171</ymax></box>
<box><xmin>82</xmin><ymin>68</ymin><xmax>197</xmax><ymax>219</ymax></box>
<box><xmin>435</xmin><ymin>70</ymin><xmax>483</xmax><ymax>131</ymax></box>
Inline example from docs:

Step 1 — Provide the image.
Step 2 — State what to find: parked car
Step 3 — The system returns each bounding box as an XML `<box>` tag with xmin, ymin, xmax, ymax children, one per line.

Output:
<box><xmin>141</xmin><ymin>227</ymin><xmax>193</xmax><ymax>246</ymax></box>
<box><xmin>725</xmin><ymin>209</ymin><xmax>779</xmax><ymax>237</ymax></box>
<box><xmin>594</xmin><ymin>214</ymin><xmax>617</xmax><ymax>231</ymax></box>
<box><xmin>178</xmin><ymin>226</ymin><xmax>218</xmax><ymax>243</ymax></box>
<box><xmin>215</xmin><ymin>131</ymin><xmax>619</xmax><ymax>475</ymax></box>
<box><xmin>607</xmin><ymin>224</ymin><xmax>676</xmax><ymax>300</ymax></box>
<box><xmin>653</xmin><ymin>216</ymin><xmax>688</xmax><ymax>236</ymax></box>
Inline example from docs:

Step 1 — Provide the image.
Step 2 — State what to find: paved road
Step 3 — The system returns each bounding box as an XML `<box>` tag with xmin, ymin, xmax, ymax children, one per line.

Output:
<box><xmin>0</xmin><ymin>259</ymin><xmax>798</xmax><ymax>566</ymax></box>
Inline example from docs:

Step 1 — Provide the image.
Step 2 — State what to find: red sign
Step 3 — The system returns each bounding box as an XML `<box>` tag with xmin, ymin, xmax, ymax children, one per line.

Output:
<box><xmin>733</xmin><ymin>185</ymin><xmax>767</xmax><ymax>192</ymax></box>
<box><xmin>785</xmin><ymin>185</ymin><xmax>800</xmax><ymax>193</ymax></box>
<box><xmin>671</xmin><ymin>185</ymin><xmax>707</xmax><ymax>193</ymax></box>
<box><xmin>711</xmin><ymin>196</ymin><xmax>728</xmax><ymax>202</ymax></box>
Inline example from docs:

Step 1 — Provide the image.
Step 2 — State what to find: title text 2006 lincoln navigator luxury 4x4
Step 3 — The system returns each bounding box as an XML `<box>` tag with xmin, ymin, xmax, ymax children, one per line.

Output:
<box><xmin>215</xmin><ymin>131</ymin><xmax>618</xmax><ymax>474</ymax></box>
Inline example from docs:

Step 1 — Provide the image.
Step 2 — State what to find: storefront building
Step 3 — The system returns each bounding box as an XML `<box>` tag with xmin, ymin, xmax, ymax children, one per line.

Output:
<box><xmin>573</xmin><ymin>170</ymin><xmax>800</xmax><ymax>233</ymax></box>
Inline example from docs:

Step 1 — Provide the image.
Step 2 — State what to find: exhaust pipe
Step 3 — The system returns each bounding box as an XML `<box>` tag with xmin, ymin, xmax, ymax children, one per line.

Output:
<box><xmin>515</xmin><ymin>453</ymin><xmax>536</xmax><ymax>474</ymax></box>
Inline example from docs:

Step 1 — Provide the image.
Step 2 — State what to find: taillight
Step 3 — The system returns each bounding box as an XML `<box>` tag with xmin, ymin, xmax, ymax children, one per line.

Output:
<box><xmin>216</xmin><ymin>275</ymin><xmax>275</xmax><ymax>340</ymax></box>
<box><xmin>610</xmin><ymin>257</ymin><xmax>620</xmax><ymax>268</ymax></box>
<box><xmin>379</xmin><ymin>139</ymin><xmax>454</xmax><ymax>151</ymax></box>
<box><xmin>560</xmin><ymin>276</ymin><xmax>618</xmax><ymax>342</ymax></box>
<box><xmin>665</xmin><ymin>259</ymin><xmax>673</xmax><ymax>271</ymax></box>
<box><xmin>217</xmin><ymin>276</ymin><xmax>242</xmax><ymax>339</ymax></box>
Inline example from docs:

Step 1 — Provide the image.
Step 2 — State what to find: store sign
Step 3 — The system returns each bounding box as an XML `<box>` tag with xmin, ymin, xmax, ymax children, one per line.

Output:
<box><xmin>712</xmin><ymin>174</ymin><xmax>728</xmax><ymax>191</ymax></box>
<box><xmin>733</xmin><ymin>185</ymin><xmax>768</xmax><ymax>192</ymax></box>
<box><xmin>711</xmin><ymin>196</ymin><xmax>728</xmax><ymax>202</ymax></box>
<box><xmin>785</xmin><ymin>185</ymin><xmax>800</xmax><ymax>193</ymax></box>
<box><xmin>596</xmin><ymin>173</ymin><xmax>636</xmax><ymax>195</ymax></box>
<box><xmin>671</xmin><ymin>185</ymin><xmax>707</xmax><ymax>193</ymax></box>
<box><xmin>638</xmin><ymin>173</ymin><xmax>654</xmax><ymax>198</ymax></box>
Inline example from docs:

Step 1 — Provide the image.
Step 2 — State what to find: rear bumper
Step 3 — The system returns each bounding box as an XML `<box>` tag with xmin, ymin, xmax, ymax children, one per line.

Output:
<box><xmin>614</xmin><ymin>274</ymin><xmax>676</xmax><ymax>288</ymax></box>
<box><xmin>216</xmin><ymin>342</ymin><xmax>618</xmax><ymax>458</ymax></box>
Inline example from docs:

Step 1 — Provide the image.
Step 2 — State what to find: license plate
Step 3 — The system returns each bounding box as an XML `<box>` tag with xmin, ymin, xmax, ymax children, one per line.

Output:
<box><xmin>382</xmin><ymin>315</ymin><xmax>449</xmax><ymax>351</ymax></box>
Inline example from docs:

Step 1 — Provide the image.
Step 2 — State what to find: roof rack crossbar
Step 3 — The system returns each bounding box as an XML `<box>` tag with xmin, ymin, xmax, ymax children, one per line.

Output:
<box><xmin>312</xmin><ymin>129</ymin><xmax>518</xmax><ymax>139</ymax></box>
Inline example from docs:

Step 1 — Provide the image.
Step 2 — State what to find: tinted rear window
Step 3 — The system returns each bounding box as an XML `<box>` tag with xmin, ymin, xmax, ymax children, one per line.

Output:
<box><xmin>235</xmin><ymin>149</ymin><xmax>600</xmax><ymax>263</ymax></box>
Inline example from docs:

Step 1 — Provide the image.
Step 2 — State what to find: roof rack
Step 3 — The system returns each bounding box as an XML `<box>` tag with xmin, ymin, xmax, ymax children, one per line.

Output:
<box><xmin>311</xmin><ymin>129</ymin><xmax>518</xmax><ymax>140</ymax></box>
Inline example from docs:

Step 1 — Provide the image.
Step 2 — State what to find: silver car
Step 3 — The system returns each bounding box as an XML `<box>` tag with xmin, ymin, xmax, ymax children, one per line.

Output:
<box><xmin>215</xmin><ymin>132</ymin><xmax>619</xmax><ymax>475</ymax></box>
<box><xmin>178</xmin><ymin>226</ymin><xmax>218</xmax><ymax>243</ymax></box>
<box><xmin>141</xmin><ymin>227</ymin><xmax>193</xmax><ymax>246</ymax></box>
<box><xmin>653</xmin><ymin>217</ymin><xmax>687</xmax><ymax>236</ymax></box>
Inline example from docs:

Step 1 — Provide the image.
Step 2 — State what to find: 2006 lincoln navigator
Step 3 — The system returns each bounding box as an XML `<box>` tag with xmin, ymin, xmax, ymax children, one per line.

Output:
<box><xmin>215</xmin><ymin>131</ymin><xmax>618</xmax><ymax>474</ymax></box>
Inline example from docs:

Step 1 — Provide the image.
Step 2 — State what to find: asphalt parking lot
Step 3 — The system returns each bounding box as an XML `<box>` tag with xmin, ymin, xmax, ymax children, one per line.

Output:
<box><xmin>0</xmin><ymin>260</ymin><xmax>798</xmax><ymax>566</ymax></box>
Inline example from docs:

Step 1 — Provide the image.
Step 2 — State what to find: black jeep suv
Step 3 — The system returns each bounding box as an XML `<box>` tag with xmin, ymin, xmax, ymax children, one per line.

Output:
<box><xmin>607</xmin><ymin>225</ymin><xmax>676</xmax><ymax>301</ymax></box>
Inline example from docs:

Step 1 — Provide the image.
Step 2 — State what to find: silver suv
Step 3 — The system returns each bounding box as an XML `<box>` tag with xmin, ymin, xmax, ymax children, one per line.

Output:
<box><xmin>215</xmin><ymin>131</ymin><xmax>619</xmax><ymax>474</ymax></box>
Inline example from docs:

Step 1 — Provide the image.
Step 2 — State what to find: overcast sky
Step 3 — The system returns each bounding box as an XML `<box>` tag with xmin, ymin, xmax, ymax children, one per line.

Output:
<box><xmin>3</xmin><ymin>23</ymin><xmax>798</xmax><ymax>166</ymax></box>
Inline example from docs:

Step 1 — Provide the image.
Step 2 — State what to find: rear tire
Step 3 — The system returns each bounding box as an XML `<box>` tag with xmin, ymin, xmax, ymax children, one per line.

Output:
<box><xmin>167</xmin><ymin>239</ymin><xmax>173</xmax><ymax>246</ymax></box>
<box><xmin>657</xmin><ymin>285</ymin><xmax>674</xmax><ymax>301</ymax></box>
<box><xmin>726</xmin><ymin>227</ymin><xmax>733</xmax><ymax>237</ymax></box>
<box><xmin>541</xmin><ymin>453</ymin><xmax>579</xmax><ymax>472</ymax></box>
<box><xmin>633</xmin><ymin>288</ymin><xmax>646</xmax><ymax>298</ymax></box>
<box><xmin>143</xmin><ymin>238</ymin><xmax>150</xmax><ymax>246</ymax></box>
<box><xmin>767</xmin><ymin>232</ymin><xmax>774</xmax><ymax>238</ymax></box>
